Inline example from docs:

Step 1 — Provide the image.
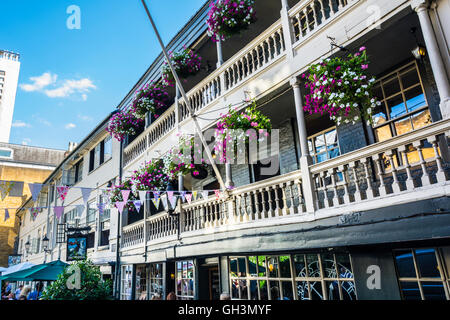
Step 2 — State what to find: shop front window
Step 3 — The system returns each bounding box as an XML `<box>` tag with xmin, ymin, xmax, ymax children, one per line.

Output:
<box><xmin>229</xmin><ymin>253</ymin><xmax>356</xmax><ymax>300</ymax></box>
<box><xmin>149</xmin><ymin>263</ymin><xmax>164</xmax><ymax>300</ymax></box>
<box><xmin>176</xmin><ymin>260</ymin><xmax>194</xmax><ymax>300</ymax></box>
<box><xmin>120</xmin><ymin>265</ymin><xmax>133</xmax><ymax>300</ymax></box>
<box><xmin>372</xmin><ymin>61</ymin><xmax>431</xmax><ymax>143</ymax></box>
<box><xmin>394</xmin><ymin>248</ymin><xmax>449</xmax><ymax>300</ymax></box>
<box><xmin>135</xmin><ymin>265</ymin><xmax>148</xmax><ymax>300</ymax></box>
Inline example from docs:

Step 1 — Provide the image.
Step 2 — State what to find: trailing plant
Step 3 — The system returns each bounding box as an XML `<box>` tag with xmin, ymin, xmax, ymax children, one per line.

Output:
<box><xmin>109</xmin><ymin>178</ymin><xmax>136</xmax><ymax>211</ymax></box>
<box><xmin>162</xmin><ymin>47</ymin><xmax>202</xmax><ymax>86</ymax></box>
<box><xmin>206</xmin><ymin>0</ymin><xmax>257</xmax><ymax>42</ymax></box>
<box><xmin>302</xmin><ymin>47</ymin><xmax>381</xmax><ymax>126</ymax></box>
<box><xmin>131</xmin><ymin>82</ymin><xmax>171</xmax><ymax>119</ymax></box>
<box><xmin>107</xmin><ymin>110</ymin><xmax>143</xmax><ymax>142</ymax></box>
<box><xmin>131</xmin><ymin>159</ymin><xmax>170</xmax><ymax>192</ymax></box>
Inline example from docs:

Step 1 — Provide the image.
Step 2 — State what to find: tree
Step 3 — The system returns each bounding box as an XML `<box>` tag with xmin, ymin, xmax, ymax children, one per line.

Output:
<box><xmin>40</xmin><ymin>260</ymin><xmax>113</xmax><ymax>300</ymax></box>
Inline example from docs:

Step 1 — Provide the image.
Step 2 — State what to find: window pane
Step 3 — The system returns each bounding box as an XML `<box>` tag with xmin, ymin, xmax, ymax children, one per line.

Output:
<box><xmin>400</xmin><ymin>281</ymin><xmax>421</xmax><ymax>300</ymax></box>
<box><xmin>237</xmin><ymin>257</ymin><xmax>247</xmax><ymax>277</ymax></box>
<box><xmin>309</xmin><ymin>281</ymin><xmax>323</xmax><ymax>300</ymax></box>
<box><xmin>281</xmin><ymin>281</ymin><xmax>294</xmax><ymax>300</ymax></box>
<box><xmin>268</xmin><ymin>256</ymin><xmax>278</xmax><ymax>278</ymax></box>
<box><xmin>421</xmin><ymin>281</ymin><xmax>446</xmax><ymax>300</ymax></box>
<box><xmin>297</xmin><ymin>281</ymin><xmax>310</xmax><ymax>300</ymax></box>
<box><xmin>383</xmin><ymin>76</ymin><xmax>401</xmax><ymax>97</ymax></box>
<box><xmin>387</xmin><ymin>94</ymin><xmax>407</xmax><ymax>119</ymax></box>
<box><xmin>336</xmin><ymin>254</ymin><xmax>353</xmax><ymax>278</ymax></box>
<box><xmin>404</xmin><ymin>86</ymin><xmax>426</xmax><ymax>112</ymax></box>
<box><xmin>321</xmin><ymin>253</ymin><xmax>336</xmax><ymax>278</ymax></box>
<box><xmin>269</xmin><ymin>281</ymin><xmax>280</xmax><ymax>300</ymax></box>
<box><xmin>279</xmin><ymin>256</ymin><xmax>291</xmax><ymax>278</ymax></box>
<box><xmin>306</xmin><ymin>254</ymin><xmax>321</xmax><ymax>278</ymax></box>
<box><xmin>395</xmin><ymin>250</ymin><xmax>416</xmax><ymax>278</ymax></box>
<box><xmin>104</xmin><ymin>137</ymin><xmax>112</xmax><ymax>162</ymax></box>
<box><xmin>374</xmin><ymin>125</ymin><xmax>393</xmax><ymax>143</ymax></box>
<box><xmin>400</xmin><ymin>67</ymin><xmax>420</xmax><ymax>89</ymax></box>
<box><xmin>259</xmin><ymin>280</ymin><xmax>268</xmax><ymax>300</ymax></box>
<box><xmin>341</xmin><ymin>281</ymin><xmax>357</xmax><ymax>300</ymax></box>
<box><xmin>394</xmin><ymin>117</ymin><xmax>413</xmax><ymax>136</ymax></box>
<box><xmin>316</xmin><ymin>152</ymin><xmax>328</xmax><ymax>163</ymax></box>
<box><xmin>293</xmin><ymin>255</ymin><xmax>306</xmax><ymax>277</ymax></box>
<box><xmin>326</xmin><ymin>281</ymin><xmax>340</xmax><ymax>300</ymax></box>
<box><xmin>372</xmin><ymin>104</ymin><xmax>389</xmax><ymax>127</ymax></box>
<box><xmin>328</xmin><ymin>148</ymin><xmax>340</xmax><ymax>160</ymax></box>
<box><xmin>325</xmin><ymin>129</ymin><xmax>338</xmax><ymax>148</ymax></box>
<box><xmin>258</xmin><ymin>256</ymin><xmax>266</xmax><ymax>277</ymax></box>
<box><xmin>231</xmin><ymin>279</ymin><xmax>239</xmax><ymax>299</ymax></box>
<box><xmin>315</xmin><ymin>135</ymin><xmax>326</xmax><ymax>154</ymax></box>
<box><xmin>411</xmin><ymin>109</ymin><xmax>432</xmax><ymax>130</ymax></box>
<box><xmin>415</xmin><ymin>249</ymin><xmax>441</xmax><ymax>278</ymax></box>
<box><xmin>250</xmin><ymin>280</ymin><xmax>258</xmax><ymax>300</ymax></box>
<box><xmin>248</xmin><ymin>256</ymin><xmax>258</xmax><ymax>277</ymax></box>
<box><xmin>230</xmin><ymin>258</ymin><xmax>238</xmax><ymax>276</ymax></box>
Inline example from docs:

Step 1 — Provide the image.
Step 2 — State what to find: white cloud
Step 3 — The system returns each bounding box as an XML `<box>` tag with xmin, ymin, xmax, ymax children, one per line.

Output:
<box><xmin>78</xmin><ymin>114</ymin><xmax>92</xmax><ymax>122</ymax></box>
<box><xmin>45</xmin><ymin>78</ymin><xmax>96</xmax><ymax>98</ymax></box>
<box><xmin>22</xmin><ymin>138</ymin><xmax>31</xmax><ymax>145</ymax></box>
<box><xmin>65</xmin><ymin>123</ymin><xmax>76</xmax><ymax>130</ymax></box>
<box><xmin>20</xmin><ymin>72</ymin><xmax>96</xmax><ymax>100</ymax></box>
<box><xmin>12</xmin><ymin>120</ymin><xmax>31</xmax><ymax>128</ymax></box>
<box><xmin>20</xmin><ymin>72</ymin><xmax>57</xmax><ymax>92</ymax></box>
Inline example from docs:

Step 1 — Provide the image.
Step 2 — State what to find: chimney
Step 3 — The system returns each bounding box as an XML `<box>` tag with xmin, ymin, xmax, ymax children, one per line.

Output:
<box><xmin>68</xmin><ymin>142</ymin><xmax>78</xmax><ymax>152</ymax></box>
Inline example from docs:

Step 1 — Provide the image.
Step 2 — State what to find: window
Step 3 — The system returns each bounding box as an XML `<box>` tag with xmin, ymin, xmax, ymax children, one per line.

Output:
<box><xmin>0</xmin><ymin>148</ymin><xmax>13</xmax><ymax>159</ymax></box>
<box><xmin>149</xmin><ymin>263</ymin><xmax>164</xmax><ymax>300</ymax></box>
<box><xmin>121</xmin><ymin>265</ymin><xmax>134</xmax><ymax>300</ymax></box>
<box><xmin>65</xmin><ymin>208</ymin><xmax>78</xmax><ymax>226</ymax></box>
<box><xmin>230</xmin><ymin>253</ymin><xmax>356</xmax><ymax>300</ymax></box>
<box><xmin>394</xmin><ymin>248</ymin><xmax>449</xmax><ymax>300</ymax></box>
<box><xmin>176</xmin><ymin>260</ymin><xmax>195</xmax><ymax>300</ymax></box>
<box><xmin>135</xmin><ymin>265</ymin><xmax>148</xmax><ymax>300</ymax></box>
<box><xmin>372</xmin><ymin>61</ymin><xmax>431</xmax><ymax>142</ymax></box>
<box><xmin>74</xmin><ymin>160</ymin><xmax>83</xmax><ymax>184</ymax></box>
<box><xmin>89</xmin><ymin>137</ymin><xmax>112</xmax><ymax>172</ymax></box>
<box><xmin>308</xmin><ymin>128</ymin><xmax>340</xmax><ymax>164</ymax></box>
<box><xmin>87</xmin><ymin>200</ymin><xmax>97</xmax><ymax>224</ymax></box>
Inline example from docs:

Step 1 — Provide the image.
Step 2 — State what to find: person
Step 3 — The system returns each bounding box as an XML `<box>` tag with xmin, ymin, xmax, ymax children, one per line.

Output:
<box><xmin>151</xmin><ymin>293</ymin><xmax>161</xmax><ymax>300</ymax></box>
<box><xmin>166</xmin><ymin>292</ymin><xmax>176</xmax><ymax>300</ymax></box>
<box><xmin>19</xmin><ymin>285</ymin><xmax>31</xmax><ymax>300</ymax></box>
<box><xmin>15</xmin><ymin>285</ymin><xmax>23</xmax><ymax>300</ymax></box>
<box><xmin>138</xmin><ymin>290</ymin><xmax>147</xmax><ymax>300</ymax></box>
<box><xmin>7</xmin><ymin>293</ymin><xmax>14</xmax><ymax>300</ymax></box>
<box><xmin>28</xmin><ymin>282</ymin><xmax>42</xmax><ymax>300</ymax></box>
<box><xmin>220</xmin><ymin>292</ymin><xmax>231</xmax><ymax>300</ymax></box>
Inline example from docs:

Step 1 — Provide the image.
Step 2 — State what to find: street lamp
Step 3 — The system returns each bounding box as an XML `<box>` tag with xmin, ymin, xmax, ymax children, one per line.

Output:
<box><xmin>42</xmin><ymin>235</ymin><xmax>50</xmax><ymax>252</ymax></box>
<box><xmin>24</xmin><ymin>240</ymin><xmax>31</xmax><ymax>254</ymax></box>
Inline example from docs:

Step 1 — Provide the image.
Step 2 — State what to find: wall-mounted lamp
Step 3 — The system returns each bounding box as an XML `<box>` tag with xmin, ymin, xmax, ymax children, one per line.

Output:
<box><xmin>24</xmin><ymin>240</ymin><xmax>31</xmax><ymax>253</ymax></box>
<box><xmin>411</xmin><ymin>27</ymin><xmax>427</xmax><ymax>60</ymax></box>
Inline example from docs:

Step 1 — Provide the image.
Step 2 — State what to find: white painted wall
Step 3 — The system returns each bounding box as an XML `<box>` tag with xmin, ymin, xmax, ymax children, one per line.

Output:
<box><xmin>0</xmin><ymin>51</ymin><xmax>20</xmax><ymax>143</ymax></box>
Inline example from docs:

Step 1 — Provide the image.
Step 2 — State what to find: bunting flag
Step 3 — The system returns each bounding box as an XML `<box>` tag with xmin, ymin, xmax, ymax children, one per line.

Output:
<box><xmin>54</xmin><ymin>206</ymin><xmax>64</xmax><ymax>219</ymax></box>
<box><xmin>168</xmin><ymin>192</ymin><xmax>177</xmax><ymax>209</ymax></box>
<box><xmin>214</xmin><ymin>190</ymin><xmax>221</xmax><ymax>200</ymax></box>
<box><xmin>97</xmin><ymin>202</ymin><xmax>105</xmax><ymax>216</ymax></box>
<box><xmin>4</xmin><ymin>209</ymin><xmax>10</xmax><ymax>222</ymax></box>
<box><xmin>202</xmin><ymin>191</ymin><xmax>209</xmax><ymax>200</ymax></box>
<box><xmin>56</xmin><ymin>186</ymin><xmax>70</xmax><ymax>202</ymax></box>
<box><xmin>179</xmin><ymin>191</ymin><xmax>187</xmax><ymax>203</ymax></box>
<box><xmin>76</xmin><ymin>205</ymin><xmax>85</xmax><ymax>217</ymax></box>
<box><xmin>121</xmin><ymin>190</ymin><xmax>131</xmax><ymax>203</ymax></box>
<box><xmin>185</xmin><ymin>193</ymin><xmax>193</xmax><ymax>204</ymax></box>
<box><xmin>161</xmin><ymin>195</ymin><xmax>168</xmax><ymax>211</ymax></box>
<box><xmin>133</xmin><ymin>200</ymin><xmax>142</xmax><ymax>212</ymax></box>
<box><xmin>153</xmin><ymin>191</ymin><xmax>161</xmax><ymax>201</ymax></box>
<box><xmin>0</xmin><ymin>181</ymin><xmax>15</xmax><ymax>201</ymax></box>
<box><xmin>28</xmin><ymin>183</ymin><xmax>43</xmax><ymax>202</ymax></box>
<box><xmin>151</xmin><ymin>197</ymin><xmax>161</xmax><ymax>209</ymax></box>
<box><xmin>139</xmin><ymin>191</ymin><xmax>147</xmax><ymax>203</ymax></box>
<box><xmin>81</xmin><ymin>187</ymin><xmax>92</xmax><ymax>204</ymax></box>
<box><xmin>30</xmin><ymin>207</ymin><xmax>42</xmax><ymax>220</ymax></box>
<box><xmin>115</xmin><ymin>201</ymin><xmax>126</xmax><ymax>214</ymax></box>
<box><xmin>192</xmin><ymin>191</ymin><xmax>198</xmax><ymax>200</ymax></box>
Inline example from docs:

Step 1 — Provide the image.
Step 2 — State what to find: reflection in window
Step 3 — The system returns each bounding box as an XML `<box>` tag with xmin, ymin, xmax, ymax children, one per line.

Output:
<box><xmin>372</xmin><ymin>61</ymin><xmax>431</xmax><ymax>142</ymax></box>
<box><xmin>176</xmin><ymin>260</ymin><xmax>194</xmax><ymax>300</ymax></box>
<box><xmin>308</xmin><ymin>128</ymin><xmax>340</xmax><ymax>164</ymax></box>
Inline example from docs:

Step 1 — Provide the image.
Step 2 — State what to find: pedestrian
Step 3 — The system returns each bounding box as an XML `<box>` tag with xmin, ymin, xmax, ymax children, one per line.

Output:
<box><xmin>220</xmin><ymin>292</ymin><xmax>231</xmax><ymax>300</ymax></box>
<box><xmin>166</xmin><ymin>292</ymin><xmax>176</xmax><ymax>300</ymax></box>
<box><xmin>15</xmin><ymin>285</ymin><xmax>23</xmax><ymax>300</ymax></box>
<box><xmin>19</xmin><ymin>285</ymin><xmax>31</xmax><ymax>300</ymax></box>
<box><xmin>28</xmin><ymin>282</ymin><xmax>42</xmax><ymax>300</ymax></box>
<box><xmin>151</xmin><ymin>293</ymin><xmax>161</xmax><ymax>300</ymax></box>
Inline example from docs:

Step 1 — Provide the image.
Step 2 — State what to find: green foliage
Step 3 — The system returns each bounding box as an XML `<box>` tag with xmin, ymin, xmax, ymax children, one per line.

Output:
<box><xmin>40</xmin><ymin>260</ymin><xmax>113</xmax><ymax>300</ymax></box>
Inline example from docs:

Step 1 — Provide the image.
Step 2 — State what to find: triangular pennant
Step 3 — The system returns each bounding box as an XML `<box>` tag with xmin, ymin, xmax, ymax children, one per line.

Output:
<box><xmin>139</xmin><ymin>191</ymin><xmax>147</xmax><ymax>203</ymax></box>
<box><xmin>161</xmin><ymin>196</ymin><xmax>168</xmax><ymax>211</ymax></box>
<box><xmin>115</xmin><ymin>201</ymin><xmax>126</xmax><ymax>214</ymax></box>
<box><xmin>54</xmin><ymin>206</ymin><xmax>64</xmax><ymax>219</ymax></box>
<box><xmin>179</xmin><ymin>191</ymin><xmax>187</xmax><ymax>203</ymax></box>
<box><xmin>214</xmin><ymin>190</ymin><xmax>221</xmax><ymax>200</ymax></box>
<box><xmin>185</xmin><ymin>193</ymin><xmax>193</xmax><ymax>204</ymax></box>
<box><xmin>4</xmin><ymin>209</ymin><xmax>10</xmax><ymax>222</ymax></box>
<box><xmin>168</xmin><ymin>192</ymin><xmax>178</xmax><ymax>209</ymax></box>
<box><xmin>81</xmin><ymin>188</ymin><xmax>92</xmax><ymax>204</ymax></box>
<box><xmin>192</xmin><ymin>191</ymin><xmax>198</xmax><ymax>200</ymax></box>
<box><xmin>56</xmin><ymin>186</ymin><xmax>70</xmax><ymax>203</ymax></box>
<box><xmin>76</xmin><ymin>205</ymin><xmax>85</xmax><ymax>217</ymax></box>
<box><xmin>121</xmin><ymin>190</ymin><xmax>131</xmax><ymax>203</ymax></box>
<box><xmin>151</xmin><ymin>198</ymin><xmax>161</xmax><ymax>209</ymax></box>
<box><xmin>28</xmin><ymin>183</ymin><xmax>43</xmax><ymax>202</ymax></box>
<box><xmin>153</xmin><ymin>191</ymin><xmax>161</xmax><ymax>201</ymax></box>
<box><xmin>202</xmin><ymin>191</ymin><xmax>209</xmax><ymax>200</ymax></box>
<box><xmin>0</xmin><ymin>181</ymin><xmax>15</xmax><ymax>201</ymax></box>
<box><xmin>133</xmin><ymin>200</ymin><xmax>142</xmax><ymax>212</ymax></box>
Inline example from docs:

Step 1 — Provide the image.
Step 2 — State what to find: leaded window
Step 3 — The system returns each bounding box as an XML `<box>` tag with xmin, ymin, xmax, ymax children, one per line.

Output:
<box><xmin>149</xmin><ymin>263</ymin><xmax>164</xmax><ymax>300</ymax></box>
<box><xmin>176</xmin><ymin>260</ymin><xmax>194</xmax><ymax>300</ymax></box>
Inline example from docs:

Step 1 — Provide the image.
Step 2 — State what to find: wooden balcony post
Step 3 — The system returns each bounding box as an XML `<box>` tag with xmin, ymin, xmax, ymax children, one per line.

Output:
<box><xmin>280</xmin><ymin>0</ymin><xmax>296</xmax><ymax>60</ymax></box>
<box><xmin>291</xmin><ymin>77</ymin><xmax>316</xmax><ymax>213</ymax></box>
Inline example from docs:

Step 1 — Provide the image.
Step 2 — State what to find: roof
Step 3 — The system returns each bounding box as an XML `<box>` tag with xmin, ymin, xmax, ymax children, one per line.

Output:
<box><xmin>0</xmin><ymin>143</ymin><xmax>66</xmax><ymax>167</ymax></box>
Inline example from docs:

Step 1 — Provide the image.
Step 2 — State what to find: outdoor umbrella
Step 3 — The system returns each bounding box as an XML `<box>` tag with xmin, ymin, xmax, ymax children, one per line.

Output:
<box><xmin>0</xmin><ymin>264</ymin><xmax>43</xmax><ymax>282</ymax></box>
<box><xmin>0</xmin><ymin>260</ymin><xmax>68</xmax><ymax>282</ymax></box>
<box><xmin>0</xmin><ymin>262</ymin><xmax>35</xmax><ymax>276</ymax></box>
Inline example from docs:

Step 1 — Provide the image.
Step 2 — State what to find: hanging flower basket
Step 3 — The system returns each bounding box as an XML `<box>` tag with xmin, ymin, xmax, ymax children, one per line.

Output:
<box><xmin>131</xmin><ymin>82</ymin><xmax>171</xmax><ymax>119</ymax></box>
<box><xmin>162</xmin><ymin>135</ymin><xmax>207</xmax><ymax>180</ymax></box>
<box><xmin>206</xmin><ymin>0</ymin><xmax>257</xmax><ymax>42</ymax></box>
<box><xmin>107</xmin><ymin>110</ymin><xmax>143</xmax><ymax>142</ymax></box>
<box><xmin>302</xmin><ymin>47</ymin><xmax>381</xmax><ymax>126</ymax></box>
<box><xmin>109</xmin><ymin>179</ymin><xmax>136</xmax><ymax>211</ymax></box>
<box><xmin>131</xmin><ymin>159</ymin><xmax>170</xmax><ymax>192</ymax></box>
<box><xmin>214</xmin><ymin>100</ymin><xmax>272</xmax><ymax>163</ymax></box>
<box><xmin>162</xmin><ymin>47</ymin><xmax>202</xmax><ymax>87</ymax></box>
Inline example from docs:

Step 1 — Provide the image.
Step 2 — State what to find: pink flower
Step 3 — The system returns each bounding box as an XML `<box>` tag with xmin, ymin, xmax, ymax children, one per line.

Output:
<box><xmin>251</xmin><ymin>122</ymin><xmax>258</xmax><ymax>127</ymax></box>
<box><xmin>359</xmin><ymin>46</ymin><xmax>366</xmax><ymax>52</ymax></box>
<box><xmin>361</xmin><ymin>64</ymin><xmax>369</xmax><ymax>70</ymax></box>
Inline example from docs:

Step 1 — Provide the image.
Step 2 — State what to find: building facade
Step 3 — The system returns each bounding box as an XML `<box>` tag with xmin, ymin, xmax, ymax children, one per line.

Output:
<box><xmin>14</xmin><ymin>0</ymin><xmax>450</xmax><ymax>300</ymax></box>
<box><xmin>0</xmin><ymin>50</ymin><xmax>20</xmax><ymax>143</ymax></box>
<box><xmin>0</xmin><ymin>143</ymin><xmax>66</xmax><ymax>267</ymax></box>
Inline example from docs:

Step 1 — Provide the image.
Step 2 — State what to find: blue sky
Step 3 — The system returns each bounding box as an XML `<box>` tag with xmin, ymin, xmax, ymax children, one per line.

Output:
<box><xmin>1</xmin><ymin>0</ymin><xmax>205</xmax><ymax>150</ymax></box>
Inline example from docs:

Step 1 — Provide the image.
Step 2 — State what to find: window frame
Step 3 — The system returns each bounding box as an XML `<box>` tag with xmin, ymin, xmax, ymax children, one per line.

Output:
<box><xmin>308</xmin><ymin>127</ymin><xmax>340</xmax><ymax>164</ymax></box>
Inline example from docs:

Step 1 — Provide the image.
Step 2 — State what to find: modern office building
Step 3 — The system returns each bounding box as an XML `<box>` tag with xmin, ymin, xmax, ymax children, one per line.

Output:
<box><xmin>0</xmin><ymin>50</ymin><xmax>21</xmax><ymax>143</ymax></box>
<box><xmin>15</xmin><ymin>0</ymin><xmax>450</xmax><ymax>300</ymax></box>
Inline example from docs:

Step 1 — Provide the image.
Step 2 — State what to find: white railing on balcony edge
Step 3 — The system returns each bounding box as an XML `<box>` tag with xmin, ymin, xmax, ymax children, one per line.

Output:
<box><xmin>310</xmin><ymin>119</ymin><xmax>450</xmax><ymax>210</ymax></box>
<box><xmin>122</xmin><ymin>220</ymin><xmax>144</xmax><ymax>248</ymax></box>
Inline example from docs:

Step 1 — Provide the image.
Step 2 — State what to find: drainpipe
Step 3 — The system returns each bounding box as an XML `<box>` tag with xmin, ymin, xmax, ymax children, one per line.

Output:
<box><xmin>114</xmin><ymin>139</ymin><xmax>123</xmax><ymax>299</ymax></box>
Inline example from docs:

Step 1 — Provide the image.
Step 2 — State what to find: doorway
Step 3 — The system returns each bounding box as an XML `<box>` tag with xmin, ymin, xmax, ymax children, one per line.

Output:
<box><xmin>198</xmin><ymin>258</ymin><xmax>221</xmax><ymax>300</ymax></box>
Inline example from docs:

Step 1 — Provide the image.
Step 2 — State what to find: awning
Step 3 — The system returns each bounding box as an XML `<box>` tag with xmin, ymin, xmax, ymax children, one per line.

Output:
<box><xmin>0</xmin><ymin>260</ymin><xmax>68</xmax><ymax>282</ymax></box>
<box><xmin>0</xmin><ymin>262</ymin><xmax>36</xmax><ymax>276</ymax></box>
